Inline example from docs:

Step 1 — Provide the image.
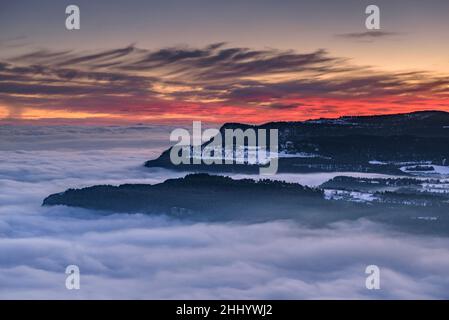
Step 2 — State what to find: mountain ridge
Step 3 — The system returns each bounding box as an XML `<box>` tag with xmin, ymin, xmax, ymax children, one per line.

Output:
<box><xmin>42</xmin><ymin>173</ymin><xmax>449</xmax><ymax>235</ymax></box>
<box><xmin>145</xmin><ymin>110</ymin><xmax>449</xmax><ymax>174</ymax></box>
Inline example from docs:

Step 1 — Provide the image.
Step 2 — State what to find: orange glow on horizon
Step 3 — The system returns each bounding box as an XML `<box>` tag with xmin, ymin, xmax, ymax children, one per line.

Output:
<box><xmin>19</xmin><ymin>108</ymin><xmax>122</xmax><ymax>120</ymax></box>
<box><xmin>2</xmin><ymin>99</ymin><xmax>447</xmax><ymax>126</ymax></box>
<box><xmin>0</xmin><ymin>106</ymin><xmax>9</xmax><ymax>119</ymax></box>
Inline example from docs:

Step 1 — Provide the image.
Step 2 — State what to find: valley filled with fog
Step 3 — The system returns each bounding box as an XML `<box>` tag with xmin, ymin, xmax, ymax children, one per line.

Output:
<box><xmin>1</xmin><ymin>126</ymin><xmax>449</xmax><ymax>299</ymax></box>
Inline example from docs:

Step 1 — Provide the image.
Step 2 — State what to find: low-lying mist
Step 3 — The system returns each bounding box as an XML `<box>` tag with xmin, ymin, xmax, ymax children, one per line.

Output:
<box><xmin>1</xmin><ymin>126</ymin><xmax>448</xmax><ymax>299</ymax></box>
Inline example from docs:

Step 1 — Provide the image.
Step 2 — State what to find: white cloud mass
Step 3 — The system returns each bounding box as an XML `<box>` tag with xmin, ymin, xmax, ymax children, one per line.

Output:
<box><xmin>1</xmin><ymin>126</ymin><xmax>449</xmax><ymax>299</ymax></box>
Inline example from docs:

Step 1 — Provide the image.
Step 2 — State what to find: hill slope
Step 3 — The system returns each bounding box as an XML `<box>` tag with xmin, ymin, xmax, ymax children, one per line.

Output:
<box><xmin>145</xmin><ymin>111</ymin><xmax>449</xmax><ymax>174</ymax></box>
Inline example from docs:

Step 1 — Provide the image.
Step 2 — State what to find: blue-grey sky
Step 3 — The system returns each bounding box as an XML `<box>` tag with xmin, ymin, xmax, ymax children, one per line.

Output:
<box><xmin>0</xmin><ymin>0</ymin><xmax>448</xmax><ymax>124</ymax></box>
<box><xmin>1</xmin><ymin>0</ymin><xmax>448</xmax><ymax>71</ymax></box>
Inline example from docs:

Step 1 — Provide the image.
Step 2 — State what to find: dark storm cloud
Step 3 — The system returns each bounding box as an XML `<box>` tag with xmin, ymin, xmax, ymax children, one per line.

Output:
<box><xmin>265</xmin><ymin>103</ymin><xmax>304</xmax><ymax>110</ymax></box>
<box><xmin>56</xmin><ymin>45</ymin><xmax>136</xmax><ymax>67</ymax></box>
<box><xmin>225</xmin><ymin>75</ymin><xmax>449</xmax><ymax>103</ymax></box>
<box><xmin>0</xmin><ymin>81</ymin><xmax>145</xmax><ymax>96</ymax></box>
<box><xmin>0</xmin><ymin>58</ymin><xmax>154</xmax><ymax>95</ymax></box>
<box><xmin>13</xmin><ymin>49</ymin><xmax>73</xmax><ymax>62</ymax></box>
<box><xmin>1</xmin><ymin>43</ymin><xmax>448</xmax><ymax>117</ymax></box>
<box><xmin>336</xmin><ymin>31</ymin><xmax>400</xmax><ymax>39</ymax></box>
<box><xmin>10</xmin><ymin>43</ymin><xmax>343</xmax><ymax>78</ymax></box>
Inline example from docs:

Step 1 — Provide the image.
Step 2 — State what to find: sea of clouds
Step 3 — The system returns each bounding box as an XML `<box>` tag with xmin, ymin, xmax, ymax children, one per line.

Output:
<box><xmin>1</xmin><ymin>125</ymin><xmax>449</xmax><ymax>299</ymax></box>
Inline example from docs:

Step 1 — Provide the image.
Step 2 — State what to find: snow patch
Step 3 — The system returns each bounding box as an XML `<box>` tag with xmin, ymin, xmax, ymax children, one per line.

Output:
<box><xmin>324</xmin><ymin>189</ymin><xmax>378</xmax><ymax>203</ymax></box>
<box><xmin>369</xmin><ymin>160</ymin><xmax>387</xmax><ymax>165</ymax></box>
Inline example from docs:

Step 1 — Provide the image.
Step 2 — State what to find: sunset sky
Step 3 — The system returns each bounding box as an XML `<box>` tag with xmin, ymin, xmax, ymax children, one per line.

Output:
<box><xmin>1</xmin><ymin>0</ymin><xmax>448</xmax><ymax>124</ymax></box>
